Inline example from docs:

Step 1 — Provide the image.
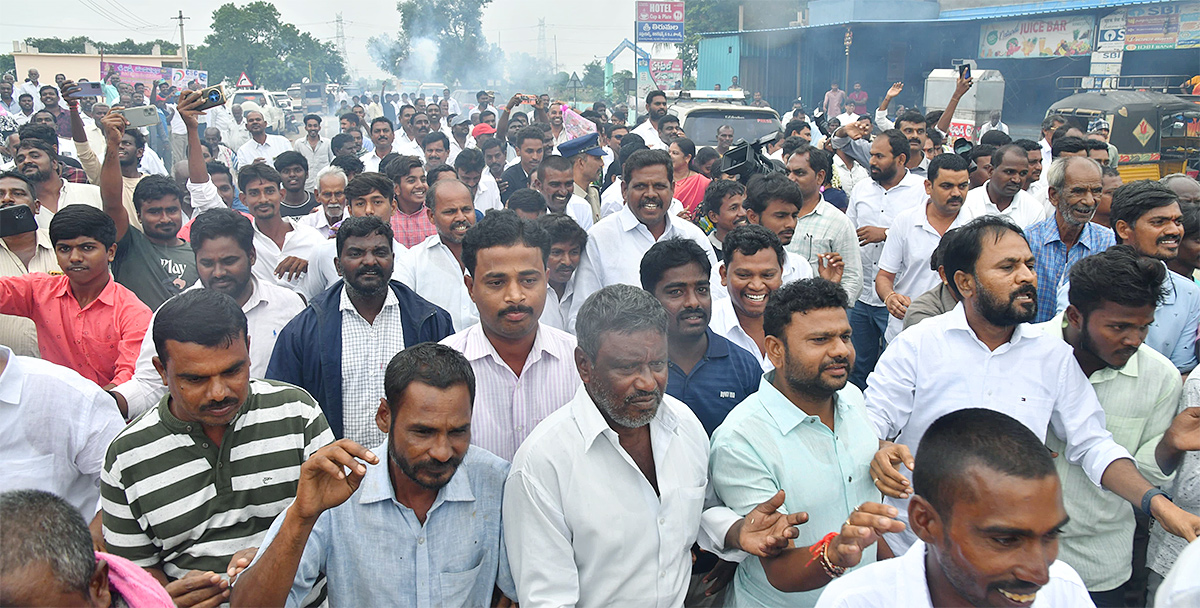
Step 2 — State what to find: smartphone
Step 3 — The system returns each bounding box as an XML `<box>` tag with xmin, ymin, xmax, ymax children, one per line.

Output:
<box><xmin>959</xmin><ymin>64</ymin><xmax>972</xmax><ymax>81</ymax></box>
<box><xmin>194</xmin><ymin>85</ymin><xmax>227</xmax><ymax>111</ymax></box>
<box><xmin>518</xmin><ymin>94</ymin><xmax>538</xmax><ymax>105</ymax></box>
<box><xmin>69</xmin><ymin>81</ymin><xmax>104</xmax><ymax>100</ymax></box>
<box><xmin>0</xmin><ymin>205</ymin><xmax>38</xmax><ymax>238</ymax></box>
<box><xmin>118</xmin><ymin>105</ymin><xmax>161</xmax><ymax>129</ymax></box>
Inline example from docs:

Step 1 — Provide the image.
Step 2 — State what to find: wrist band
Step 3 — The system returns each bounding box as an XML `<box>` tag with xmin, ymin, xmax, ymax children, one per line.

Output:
<box><xmin>1141</xmin><ymin>488</ymin><xmax>1171</xmax><ymax>518</ymax></box>
<box><xmin>806</xmin><ymin>532</ymin><xmax>846</xmax><ymax>579</ymax></box>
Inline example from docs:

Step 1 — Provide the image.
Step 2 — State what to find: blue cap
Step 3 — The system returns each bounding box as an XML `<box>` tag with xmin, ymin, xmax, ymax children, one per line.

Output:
<box><xmin>559</xmin><ymin>132</ymin><xmax>605</xmax><ymax>158</ymax></box>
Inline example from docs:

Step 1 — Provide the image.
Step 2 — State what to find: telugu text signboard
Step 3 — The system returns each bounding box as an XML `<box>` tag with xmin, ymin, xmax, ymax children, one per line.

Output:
<box><xmin>978</xmin><ymin>15</ymin><xmax>1095</xmax><ymax>58</ymax></box>
<box><xmin>636</xmin><ymin>1</ymin><xmax>685</xmax><ymax>43</ymax></box>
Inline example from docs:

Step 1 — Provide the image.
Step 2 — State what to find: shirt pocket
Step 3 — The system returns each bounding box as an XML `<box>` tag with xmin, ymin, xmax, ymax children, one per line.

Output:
<box><xmin>671</xmin><ymin>484</ymin><xmax>707</xmax><ymax>554</ymax></box>
<box><xmin>438</xmin><ymin>558</ymin><xmax>485</xmax><ymax>608</ymax></box>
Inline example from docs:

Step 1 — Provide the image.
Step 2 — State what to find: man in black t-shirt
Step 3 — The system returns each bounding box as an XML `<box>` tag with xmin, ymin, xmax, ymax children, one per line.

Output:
<box><xmin>274</xmin><ymin>151</ymin><xmax>318</xmax><ymax>217</ymax></box>
<box><xmin>99</xmin><ymin>110</ymin><xmax>198</xmax><ymax>310</ymax></box>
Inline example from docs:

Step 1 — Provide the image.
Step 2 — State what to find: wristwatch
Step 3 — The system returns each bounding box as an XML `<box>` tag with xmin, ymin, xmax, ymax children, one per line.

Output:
<box><xmin>1141</xmin><ymin>488</ymin><xmax>1172</xmax><ymax>518</ymax></box>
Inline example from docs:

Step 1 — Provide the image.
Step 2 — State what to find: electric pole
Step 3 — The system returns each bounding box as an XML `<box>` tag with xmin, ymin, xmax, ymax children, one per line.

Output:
<box><xmin>175</xmin><ymin>11</ymin><xmax>190</xmax><ymax>68</ymax></box>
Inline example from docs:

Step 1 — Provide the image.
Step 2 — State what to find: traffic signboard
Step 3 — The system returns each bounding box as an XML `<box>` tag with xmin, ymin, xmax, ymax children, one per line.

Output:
<box><xmin>636</xmin><ymin>1</ymin><xmax>685</xmax><ymax>43</ymax></box>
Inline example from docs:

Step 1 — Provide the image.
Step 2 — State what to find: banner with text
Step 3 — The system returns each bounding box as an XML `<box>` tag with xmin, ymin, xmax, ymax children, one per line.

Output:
<box><xmin>978</xmin><ymin>15</ymin><xmax>1095</xmax><ymax>58</ymax></box>
<box><xmin>636</xmin><ymin>1</ymin><xmax>685</xmax><ymax>43</ymax></box>
<box><xmin>100</xmin><ymin>62</ymin><xmax>209</xmax><ymax>91</ymax></box>
<box><xmin>1122</xmin><ymin>2</ymin><xmax>1200</xmax><ymax>50</ymax></box>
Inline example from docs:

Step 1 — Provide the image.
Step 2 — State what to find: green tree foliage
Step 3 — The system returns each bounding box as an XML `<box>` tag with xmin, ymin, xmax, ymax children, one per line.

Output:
<box><xmin>22</xmin><ymin>37</ymin><xmax>179</xmax><ymax>55</ymax></box>
<box><xmin>371</xmin><ymin>0</ymin><xmax>493</xmax><ymax>85</ymax></box>
<box><xmin>0</xmin><ymin>55</ymin><xmax>14</xmax><ymax>76</ymax></box>
<box><xmin>676</xmin><ymin>0</ymin><xmax>739</xmax><ymax>77</ymax></box>
<box><xmin>191</xmin><ymin>2</ymin><xmax>345</xmax><ymax>88</ymax></box>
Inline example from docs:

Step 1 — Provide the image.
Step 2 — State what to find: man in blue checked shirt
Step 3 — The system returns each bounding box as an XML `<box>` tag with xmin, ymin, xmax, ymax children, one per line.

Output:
<box><xmin>1025</xmin><ymin>156</ymin><xmax>1115</xmax><ymax>323</ymax></box>
<box><xmin>231</xmin><ymin>343</ymin><xmax>515</xmax><ymax>608</ymax></box>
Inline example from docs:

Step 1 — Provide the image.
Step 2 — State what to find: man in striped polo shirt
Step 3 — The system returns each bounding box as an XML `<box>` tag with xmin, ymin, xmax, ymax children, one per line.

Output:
<box><xmin>101</xmin><ymin>289</ymin><xmax>333</xmax><ymax>606</ymax></box>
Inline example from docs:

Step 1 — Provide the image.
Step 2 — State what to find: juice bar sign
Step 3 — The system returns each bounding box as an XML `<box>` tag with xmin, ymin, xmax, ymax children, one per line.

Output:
<box><xmin>979</xmin><ymin>15</ymin><xmax>1095</xmax><ymax>58</ymax></box>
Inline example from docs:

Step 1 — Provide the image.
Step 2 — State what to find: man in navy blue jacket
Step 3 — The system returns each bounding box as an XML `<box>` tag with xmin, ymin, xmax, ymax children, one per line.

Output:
<box><xmin>268</xmin><ymin>216</ymin><xmax>454</xmax><ymax>443</ymax></box>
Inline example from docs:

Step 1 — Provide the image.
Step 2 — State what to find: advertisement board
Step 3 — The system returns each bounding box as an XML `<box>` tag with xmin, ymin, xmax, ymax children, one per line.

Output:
<box><xmin>99</xmin><ymin>62</ymin><xmax>209</xmax><ymax>90</ymax></box>
<box><xmin>978</xmin><ymin>16</ymin><xmax>1095</xmax><ymax>58</ymax></box>
<box><xmin>636</xmin><ymin>1</ymin><xmax>685</xmax><ymax>43</ymax></box>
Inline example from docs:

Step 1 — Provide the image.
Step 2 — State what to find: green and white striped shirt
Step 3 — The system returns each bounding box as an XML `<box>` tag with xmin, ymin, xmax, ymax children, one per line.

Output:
<box><xmin>101</xmin><ymin>378</ymin><xmax>334</xmax><ymax>580</ymax></box>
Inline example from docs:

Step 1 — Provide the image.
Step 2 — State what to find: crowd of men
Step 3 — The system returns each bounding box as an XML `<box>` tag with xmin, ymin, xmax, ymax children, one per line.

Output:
<box><xmin>2</xmin><ymin>65</ymin><xmax>1200</xmax><ymax>608</ymax></box>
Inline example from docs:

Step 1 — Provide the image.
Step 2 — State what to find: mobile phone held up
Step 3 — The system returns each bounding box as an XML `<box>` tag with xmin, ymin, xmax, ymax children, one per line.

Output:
<box><xmin>118</xmin><ymin>106</ymin><xmax>161</xmax><ymax>129</ymax></box>
<box><xmin>195</xmin><ymin>85</ymin><xmax>227</xmax><ymax>111</ymax></box>
<box><xmin>69</xmin><ymin>81</ymin><xmax>104</xmax><ymax>100</ymax></box>
<box><xmin>958</xmin><ymin>64</ymin><xmax>972</xmax><ymax>82</ymax></box>
<box><xmin>0</xmin><ymin>205</ymin><xmax>38</xmax><ymax>238</ymax></box>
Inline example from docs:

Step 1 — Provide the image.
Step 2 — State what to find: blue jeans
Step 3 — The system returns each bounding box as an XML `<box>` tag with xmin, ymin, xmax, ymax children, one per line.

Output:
<box><xmin>849</xmin><ymin>302</ymin><xmax>888</xmax><ymax>390</ymax></box>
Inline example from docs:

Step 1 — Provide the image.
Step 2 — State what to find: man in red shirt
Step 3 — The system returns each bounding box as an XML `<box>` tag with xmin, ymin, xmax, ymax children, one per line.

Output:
<box><xmin>0</xmin><ymin>204</ymin><xmax>151</xmax><ymax>388</ymax></box>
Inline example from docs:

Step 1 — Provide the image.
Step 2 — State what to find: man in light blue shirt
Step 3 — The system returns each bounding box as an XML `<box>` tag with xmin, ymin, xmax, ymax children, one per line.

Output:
<box><xmin>709</xmin><ymin>278</ymin><xmax>904</xmax><ymax>607</ymax></box>
<box><xmin>231</xmin><ymin>343</ymin><xmax>515</xmax><ymax>608</ymax></box>
<box><xmin>1056</xmin><ymin>179</ymin><xmax>1200</xmax><ymax>372</ymax></box>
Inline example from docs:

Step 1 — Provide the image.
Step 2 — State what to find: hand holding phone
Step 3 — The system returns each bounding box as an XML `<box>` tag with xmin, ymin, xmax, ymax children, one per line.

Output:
<box><xmin>69</xmin><ymin>80</ymin><xmax>105</xmax><ymax>100</ymax></box>
<box><xmin>117</xmin><ymin>105</ymin><xmax>161</xmax><ymax>129</ymax></box>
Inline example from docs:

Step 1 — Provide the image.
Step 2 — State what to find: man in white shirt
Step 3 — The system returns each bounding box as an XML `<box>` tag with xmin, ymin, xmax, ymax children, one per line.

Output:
<box><xmin>739</xmin><ymin>173</ymin><xmax>819</xmax><ymax>290</ymax></box>
<box><xmin>845</xmin><ymin>130</ymin><xmax>926</xmax><ymax>389</ymax></box>
<box><xmin>504</xmin><ymin>283</ymin><xmax>812</xmax><ymax>607</ymax></box>
<box><xmin>296</xmin><ymin>165</ymin><xmax>346</xmax><ymax>238</ymax></box>
<box><xmin>360</xmin><ymin>117</ymin><xmax>397</xmax><ymax>173</ymax></box>
<box><xmin>1038</xmin><ymin>115</ymin><xmax>1068</xmax><ymax>170</ymax></box>
<box><xmin>293</xmin><ymin>114</ymin><xmax>332</xmax><ymax>191</ymax></box>
<box><xmin>537</xmin><ymin>213</ymin><xmax>586</xmax><ymax>333</ymax></box>
<box><xmin>816</xmin><ymin>409</ymin><xmax>1095</xmax><ymax>608</ymax></box>
<box><xmin>454</xmin><ymin>148</ymin><xmax>501</xmax><ymax>212</ymax></box>
<box><xmin>111</xmin><ymin>208</ymin><xmax>306</xmax><ymax>420</ymax></box>
<box><xmin>238</xmin><ymin>162</ymin><xmax>325</xmax><ymax>290</ymax></box>
<box><xmin>0</xmin><ymin>345</ymin><xmax>124</xmax><ymax>520</ymax></box>
<box><xmin>234</xmin><ymin>110</ymin><xmax>292</xmax><ymax>168</ymax></box>
<box><xmin>440</xmin><ymin>210</ymin><xmax>580</xmax><ymax>461</ymax></box>
<box><xmin>875</xmin><ymin>153</ymin><xmax>970</xmax><ymax>342</ymax></box>
<box><xmin>959</xmin><ymin>144</ymin><xmax>1047</xmax><ymax>228</ymax></box>
<box><xmin>709</xmin><ymin>225</ymin><xmax>787</xmax><ymax>371</ymax></box>
<box><xmin>866</xmin><ymin>216</ymin><xmax>1200</xmax><ymax>555</ymax></box>
<box><xmin>394</xmin><ymin>179</ymin><xmax>478</xmax><ymax>330</ymax></box>
<box><xmin>570</xmin><ymin>150</ymin><xmax>716</xmax><ymax>328</ymax></box>
<box><xmin>533</xmin><ymin>155</ymin><xmax>593</xmax><ymax>230</ymax></box>
<box><xmin>978</xmin><ymin>110</ymin><xmax>1009</xmax><ymax>138</ymax></box>
<box><xmin>630</xmin><ymin>90</ymin><xmax>669</xmax><ymax>150</ymax></box>
<box><xmin>14</xmin><ymin>139</ymin><xmax>103</xmax><ymax>233</ymax></box>
<box><xmin>835</xmin><ymin>102</ymin><xmax>859</xmax><ymax>130</ymax></box>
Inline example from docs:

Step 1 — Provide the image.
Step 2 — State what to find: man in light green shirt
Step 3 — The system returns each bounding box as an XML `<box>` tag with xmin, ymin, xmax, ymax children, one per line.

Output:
<box><xmin>1038</xmin><ymin>245</ymin><xmax>1189</xmax><ymax>606</ymax></box>
<box><xmin>709</xmin><ymin>278</ymin><xmax>903</xmax><ymax>607</ymax></box>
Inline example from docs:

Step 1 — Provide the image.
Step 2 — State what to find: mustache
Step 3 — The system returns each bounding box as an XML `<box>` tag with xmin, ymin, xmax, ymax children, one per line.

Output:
<box><xmin>499</xmin><ymin>305</ymin><xmax>534</xmax><ymax>317</ymax></box>
<box><xmin>821</xmin><ymin>356</ymin><xmax>850</xmax><ymax>370</ymax></box>
<box><xmin>200</xmin><ymin>397</ymin><xmax>239</xmax><ymax>412</ymax></box>
<box><xmin>626</xmin><ymin>389</ymin><xmax>662</xmax><ymax>405</ymax></box>
<box><xmin>1011</xmin><ymin>285</ymin><xmax>1037</xmax><ymax>301</ymax></box>
<box><xmin>677</xmin><ymin>307</ymin><xmax>708</xmax><ymax>322</ymax></box>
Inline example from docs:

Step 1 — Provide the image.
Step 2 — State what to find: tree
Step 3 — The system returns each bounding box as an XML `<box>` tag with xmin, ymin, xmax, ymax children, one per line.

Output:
<box><xmin>0</xmin><ymin>55</ymin><xmax>14</xmax><ymax>77</ymax></box>
<box><xmin>675</xmin><ymin>0</ymin><xmax>739</xmax><ymax>78</ymax></box>
<box><xmin>22</xmin><ymin>37</ymin><xmax>178</xmax><ymax>55</ymax></box>
<box><xmin>190</xmin><ymin>2</ymin><xmax>345</xmax><ymax>88</ymax></box>
<box><xmin>373</xmin><ymin>0</ymin><xmax>493</xmax><ymax>85</ymax></box>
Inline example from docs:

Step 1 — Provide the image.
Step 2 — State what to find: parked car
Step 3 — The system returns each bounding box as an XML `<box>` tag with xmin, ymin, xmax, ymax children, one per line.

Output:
<box><xmin>229</xmin><ymin>89</ymin><xmax>287</xmax><ymax>134</ymax></box>
<box><xmin>665</xmin><ymin>90</ymin><xmax>781</xmax><ymax>147</ymax></box>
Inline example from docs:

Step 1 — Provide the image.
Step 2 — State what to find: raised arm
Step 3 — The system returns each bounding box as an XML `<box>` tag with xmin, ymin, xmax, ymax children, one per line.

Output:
<box><xmin>178</xmin><ymin>91</ymin><xmax>210</xmax><ymax>186</ymax></box>
<box><xmin>98</xmin><ymin>109</ymin><xmax>131</xmax><ymax>243</ymax></box>
<box><xmin>230</xmin><ymin>440</ymin><xmax>377</xmax><ymax>608</ymax></box>
<box><xmin>936</xmin><ymin>74</ymin><xmax>973</xmax><ymax>136</ymax></box>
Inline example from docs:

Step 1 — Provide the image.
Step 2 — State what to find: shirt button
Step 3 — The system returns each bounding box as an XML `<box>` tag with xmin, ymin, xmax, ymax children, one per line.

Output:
<box><xmin>202</xmin><ymin>443</ymin><xmax>209</xmax><ymax>448</ymax></box>
<box><xmin>659</xmin><ymin>517</ymin><xmax>666</xmax><ymax>525</ymax></box>
<box><xmin>418</xmin><ymin>537</ymin><xmax>425</xmax><ymax>545</ymax></box>
<box><xmin>848</xmin><ymin>476</ymin><xmax>853</xmax><ymax>483</ymax></box>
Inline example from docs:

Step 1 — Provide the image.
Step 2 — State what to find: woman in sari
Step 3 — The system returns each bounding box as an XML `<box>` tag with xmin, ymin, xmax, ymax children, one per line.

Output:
<box><xmin>669</xmin><ymin>137</ymin><xmax>711</xmax><ymax>218</ymax></box>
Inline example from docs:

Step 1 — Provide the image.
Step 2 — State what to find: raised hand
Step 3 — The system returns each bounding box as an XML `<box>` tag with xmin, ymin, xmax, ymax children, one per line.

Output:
<box><xmin>292</xmin><ymin>439</ymin><xmax>379</xmax><ymax>523</ymax></box>
<box><xmin>818</xmin><ymin>252</ymin><xmax>844</xmax><ymax>284</ymax></box>
<box><xmin>885</xmin><ymin>82</ymin><xmax>903</xmax><ymax>100</ymax></box>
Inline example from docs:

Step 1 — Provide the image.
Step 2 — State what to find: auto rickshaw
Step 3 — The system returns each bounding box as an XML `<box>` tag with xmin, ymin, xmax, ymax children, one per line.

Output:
<box><xmin>1047</xmin><ymin>90</ymin><xmax>1199</xmax><ymax>181</ymax></box>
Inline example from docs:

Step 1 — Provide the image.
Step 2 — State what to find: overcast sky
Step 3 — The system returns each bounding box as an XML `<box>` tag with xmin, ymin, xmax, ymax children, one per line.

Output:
<box><xmin>3</xmin><ymin>0</ymin><xmax>657</xmax><ymax>82</ymax></box>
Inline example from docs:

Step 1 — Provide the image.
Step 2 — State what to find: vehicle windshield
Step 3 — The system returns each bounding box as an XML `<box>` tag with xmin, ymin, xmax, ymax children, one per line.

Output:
<box><xmin>682</xmin><ymin>109</ymin><xmax>782</xmax><ymax>147</ymax></box>
<box><xmin>233</xmin><ymin>92</ymin><xmax>268</xmax><ymax>107</ymax></box>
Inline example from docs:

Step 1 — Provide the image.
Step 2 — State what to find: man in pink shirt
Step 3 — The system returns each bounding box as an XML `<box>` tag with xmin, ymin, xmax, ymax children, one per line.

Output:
<box><xmin>0</xmin><ymin>204</ymin><xmax>151</xmax><ymax>388</ymax></box>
